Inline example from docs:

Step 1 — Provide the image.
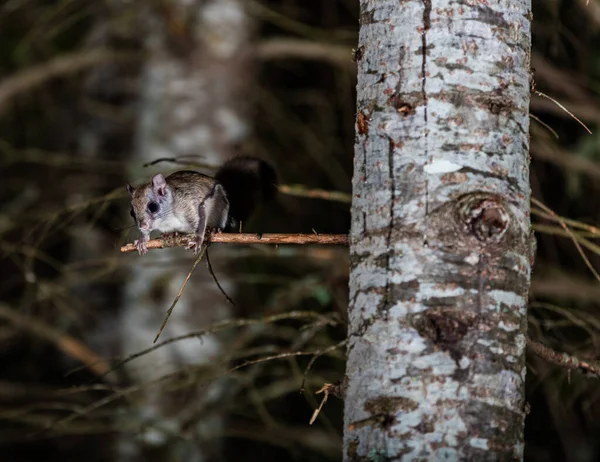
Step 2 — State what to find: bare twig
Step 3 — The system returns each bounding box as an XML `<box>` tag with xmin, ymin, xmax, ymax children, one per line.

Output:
<box><xmin>228</xmin><ymin>340</ymin><xmax>346</xmax><ymax>374</ymax></box>
<box><xmin>120</xmin><ymin>232</ymin><xmax>349</xmax><ymax>253</ymax></box>
<box><xmin>527</xmin><ymin>338</ymin><xmax>600</xmax><ymax>378</ymax></box>
<box><xmin>206</xmin><ymin>246</ymin><xmax>236</xmax><ymax>307</ymax></box>
<box><xmin>256</xmin><ymin>38</ymin><xmax>352</xmax><ymax>70</ymax></box>
<box><xmin>533</xmin><ymin>91</ymin><xmax>593</xmax><ymax>135</ymax></box>
<box><xmin>530</xmin><ymin>113</ymin><xmax>559</xmax><ymax>139</ymax></box>
<box><xmin>278</xmin><ymin>184</ymin><xmax>352</xmax><ymax>203</ymax></box>
<box><xmin>533</xmin><ymin>224</ymin><xmax>600</xmax><ymax>250</ymax></box>
<box><xmin>0</xmin><ymin>49</ymin><xmax>136</xmax><ymax>115</ymax></box>
<box><xmin>309</xmin><ymin>383</ymin><xmax>337</xmax><ymax>425</ymax></box>
<box><xmin>0</xmin><ymin>303</ymin><xmax>111</xmax><ymax>378</ymax></box>
<box><xmin>99</xmin><ymin>311</ymin><xmax>331</xmax><ymax>379</ymax></box>
<box><xmin>301</xmin><ymin>339</ymin><xmax>348</xmax><ymax>393</ymax></box>
<box><xmin>153</xmin><ymin>246</ymin><xmax>207</xmax><ymax>343</ymax></box>
<box><xmin>142</xmin><ymin>155</ymin><xmax>209</xmax><ymax>168</ymax></box>
<box><xmin>41</xmin><ymin>370</ymin><xmax>180</xmax><ymax>434</ymax></box>
<box><xmin>532</xmin><ymin>208</ymin><xmax>600</xmax><ymax>236</ymax></box>
<box><xmin>49</xmin><ymin>316</ymin><xmax>344</xmax><ymax>434</ymax></box>
<box><xmin>532</xmin><ymin>198</ymin><xmax>600</xmax><ymax>282</ymax></box>
<box><xmin>246</xmin><ymin>0</ymin><xmax>355</xmax><ymax>42</ymax></box>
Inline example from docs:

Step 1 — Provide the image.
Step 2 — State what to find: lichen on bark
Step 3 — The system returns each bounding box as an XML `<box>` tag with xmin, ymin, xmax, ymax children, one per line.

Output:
<box><xmin>345</xmin><ymin>0</ymin><xmax>532</xmax><ymax>460</ymax></box>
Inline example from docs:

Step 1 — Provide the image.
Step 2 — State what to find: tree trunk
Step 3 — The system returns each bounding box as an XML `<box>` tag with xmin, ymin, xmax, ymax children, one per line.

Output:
<box><xmin>345</xmin><ymin>1</ymin><xmax>533</xmax><ymax>460</ymax></box>
<box><xmin>119</xmin><ymin>1</ymin><xmax>253</xmax><ymax>460</ymax></box>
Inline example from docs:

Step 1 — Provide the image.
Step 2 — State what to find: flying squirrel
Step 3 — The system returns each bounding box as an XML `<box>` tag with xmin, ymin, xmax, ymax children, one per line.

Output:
<box><xmin>126</xmin><ymin>156</ymin><xmax>277</xmax><ymax>255</ymax></box>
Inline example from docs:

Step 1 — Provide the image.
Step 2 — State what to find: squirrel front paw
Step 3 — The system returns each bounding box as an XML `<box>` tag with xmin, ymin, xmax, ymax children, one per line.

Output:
<box><xmin>186</xmin><ymin>236</ymin><xmax>204</xmax><ymax>255</ymax></box>
<box><xmin>134</xmin><ymin>233</ymin><xmax>150</xmax><ymax>255</ymax></box>
<box><xmin>134</xmin><ymin>239</ymin><xmax>148</xmax><ymax>255</ymax></box>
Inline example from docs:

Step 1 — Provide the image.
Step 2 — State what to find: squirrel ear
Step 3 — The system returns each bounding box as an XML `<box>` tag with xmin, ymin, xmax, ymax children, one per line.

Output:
<box><xmin>126</xmin><ymin>183</ymin><xmax>135</xmax><ymax>196</ymax></box>
<box><xmin>152</xmin><ymin>173</ymin><xmax>167</xmax><ymax>196</ymax></box>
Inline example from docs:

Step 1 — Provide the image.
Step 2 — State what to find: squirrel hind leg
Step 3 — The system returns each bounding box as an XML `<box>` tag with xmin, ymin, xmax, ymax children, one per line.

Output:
<box><xmin>209</xmin><ymin>183</ymin><xmax>230</xmax><ymax>230</ymax></box>
<box><xmin>189</xmin><ymin>205</ymin><xmax>207</xmax><ymax>255</ymax></box>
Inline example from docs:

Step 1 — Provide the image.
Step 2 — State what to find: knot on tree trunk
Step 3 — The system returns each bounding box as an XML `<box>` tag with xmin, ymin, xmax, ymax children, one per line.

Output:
<box><xmin>457</xmin><ymin>194</ymin><xmax>510</xmax><ymax>242</ymax></box>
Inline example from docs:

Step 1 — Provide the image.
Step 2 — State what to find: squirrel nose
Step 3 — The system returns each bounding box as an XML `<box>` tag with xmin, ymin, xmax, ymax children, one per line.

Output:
<box><xmin>139</xmin><ymin>220</ymin><xmax>150</xmax><ymax>231</ymax></box>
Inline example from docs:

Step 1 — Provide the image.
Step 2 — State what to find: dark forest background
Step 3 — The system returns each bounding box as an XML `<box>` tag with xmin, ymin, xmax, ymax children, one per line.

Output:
<box><xmin>0</xmin><ymin>1</ymin><xmax>599</xmax><ymax>461</ymax></box>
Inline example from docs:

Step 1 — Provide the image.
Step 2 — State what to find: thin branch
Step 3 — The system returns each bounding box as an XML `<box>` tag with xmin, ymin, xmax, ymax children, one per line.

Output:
<box><xmin>530</xmin><ymin>113</ymin><xmax>559</xmax><ymax>139</ymax></box>
<box><xmin>99</xmin><ymin>311</ymin><xmax>331</xmax><ymax>379</ymax></box>
<box><xmin>527</xmin><ymin>338</ymin><xmax>600</xmax><ymax>378</ymax></box>
<box><xmin>0</xmin><ymin>303</ymin><xmax>111</xmax><ymax>379</ymax></box>
<box><xmin>153</xmin><ymin>246</ymin><xmax>207</xmax><ymax>343</ymax></box>
<box><xmin>532</xmin><ymin>198</ymin><xmax>600</xmax><ymax>282</ymax></box>
<box><xmin>142</xmin><ymin>155</ymin><xmax>209</xmax><ymax>168</ymax></box>
<box><xmin>309</xmin><ymin>383</ymin><xmax>339</xmax><ymax>425</ymax></box>
<box><xmin>532</xmin><ymin>208</ymin><xmax>600</xmax><ymax>236</ymax></box>
<box><xmin>54</xmin><ymin>344</ymin><xmax>342</xmax><ymax>431</ymax></box>
<box><xmin>245</xmin><ymin>0</ymin><xmax>355</xmax><ymax>42</ymax></box>
<box><xmin>120</xmin><ymin>232</ymin><xmax>349</xmax><ymax>253</ymax></box>
<box><xmin>0</xmin><ymin>49</ymin><xmax>136</xmax><ymax>115</ymax></box>
<box><xmin>256</xmin><ymin>38</ymin><xmax>353</xmax><ymax>70</ymax></box>
<box><xmin>534</xmin><ymin>223</ymin><xmax>600</xmax><ymax>248</ymax></box>
<box><xmin>301</xmin><ymin>339</ymin><xmax>348</xmax><ymax>393</ymax></box>
<box><xmin>228</xmin><ymin>340</ymin><xmax>346</xmax><ymax>374</ymax></box>
<box><xmin>206</xmin><ymin>246</ymin><xmax>236</xmax><ymax>307</ymax></box>
<box><xmin>533</xmin><ymin>90</ymin><xmax>593</xmax><ymax>135</ymax></box>
<box><xmin>278</xmin><ymin>184</ymin><xmax>352</xmax><ymax>203</ymax></box>
<box><xmin>40</xmin><ymin>371</ymin><xmax>180</xmax><ymax>434</ymax></box>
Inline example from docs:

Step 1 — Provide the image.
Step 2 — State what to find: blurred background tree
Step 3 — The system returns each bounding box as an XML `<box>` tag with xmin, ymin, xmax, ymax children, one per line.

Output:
<box><xmin>0</xmin><ymin>0</ymin><xmax>599</xmax><ymax>461</ymax></box>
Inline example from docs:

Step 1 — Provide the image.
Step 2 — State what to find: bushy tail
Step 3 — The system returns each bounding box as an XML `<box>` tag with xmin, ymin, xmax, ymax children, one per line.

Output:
<box><xmin>215</xmin><ymin>156</ymin><xmax>277</xmax><ymax>228</ymax></box>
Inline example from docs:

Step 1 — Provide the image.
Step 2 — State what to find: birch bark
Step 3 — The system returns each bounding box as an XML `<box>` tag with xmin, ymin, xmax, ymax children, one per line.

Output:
<box><xmin>345</xmin><ymin>1</ymin><xmax>533</xmax><ymax>460</ymax></box>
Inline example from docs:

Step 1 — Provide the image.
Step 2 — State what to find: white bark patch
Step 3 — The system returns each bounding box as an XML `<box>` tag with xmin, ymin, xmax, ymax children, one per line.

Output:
<box><xmin>465</xmin><ymin>252</ymin><xmax>480</xmax><ymax>266</ymax></box>
<box><xmin>424</xmin><ymin>159</ymin><xmax>463</xmax><ymax>174</ymax></box>
<box><xmin>498</xmin><ymin>321</ymin><xmax>520</xmax><ymax>332</ymax></box>
<box><xmin>418</xmin><ymin>283</ymin><xmax>465</xmax><ymax>300</ymax></box>
<box><xmin>348</xmin><ymin>291</ymin><xmax>383</xmax><ymax>326</ymax></box>
<box><xmin>489</xmin><ymin>290</ymin><xmax>527</xmax><ymax>313</ymax></box>
<box><xmin>412</xmin><ymin>352</ymin><xmax>457</xmax><ymax>375</ymax></box>
<box><xmin>472</xmin><ymin>370</ymin><xmax>525</xmax><ymax>409</ymax></box>
<box><xmin>471</xmin><ymin>438</ymin><xmax>489</xmax><ymax>450</ymax></box>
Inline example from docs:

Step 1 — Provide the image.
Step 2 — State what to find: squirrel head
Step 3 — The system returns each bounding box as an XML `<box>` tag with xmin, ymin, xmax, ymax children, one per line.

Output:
<box><xmin>126</xmin><ymin>173</ymin><xmax>174</xmax><ymax>232</ymax></box>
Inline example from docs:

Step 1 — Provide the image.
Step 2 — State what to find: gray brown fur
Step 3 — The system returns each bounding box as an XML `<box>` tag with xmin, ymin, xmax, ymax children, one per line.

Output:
<box><xmin>128</xmin><ymin>171</ymin><xmax>229</xmax><ymax>255</ymax></box>
<box><xmin>127</xmin><ymin>157</ymin><xmax>276</xmax><ymax>255</ymax></box>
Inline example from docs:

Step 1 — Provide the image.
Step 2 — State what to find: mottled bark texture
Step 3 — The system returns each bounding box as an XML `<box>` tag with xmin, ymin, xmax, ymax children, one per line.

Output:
<box><xmin>120</xmin><ymin>1</ymin><xmax>253</xmax><ymax>461</ymax></box>
<box><xmin>345</xmin><ymin>1</ymin><xmax>532</xmax><ymax>460</ymax></box>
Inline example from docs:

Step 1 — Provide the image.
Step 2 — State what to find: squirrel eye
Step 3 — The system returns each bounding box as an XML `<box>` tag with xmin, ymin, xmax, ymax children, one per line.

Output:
<box><xmin>148</xmin><ymin>202</ymin><xmax>159</xmax><ymax>213</ymax></box>
<box><xmin>129</xmin><ymin>209</ymin><xmax>136</xmax><ymax>219</ymax></box>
